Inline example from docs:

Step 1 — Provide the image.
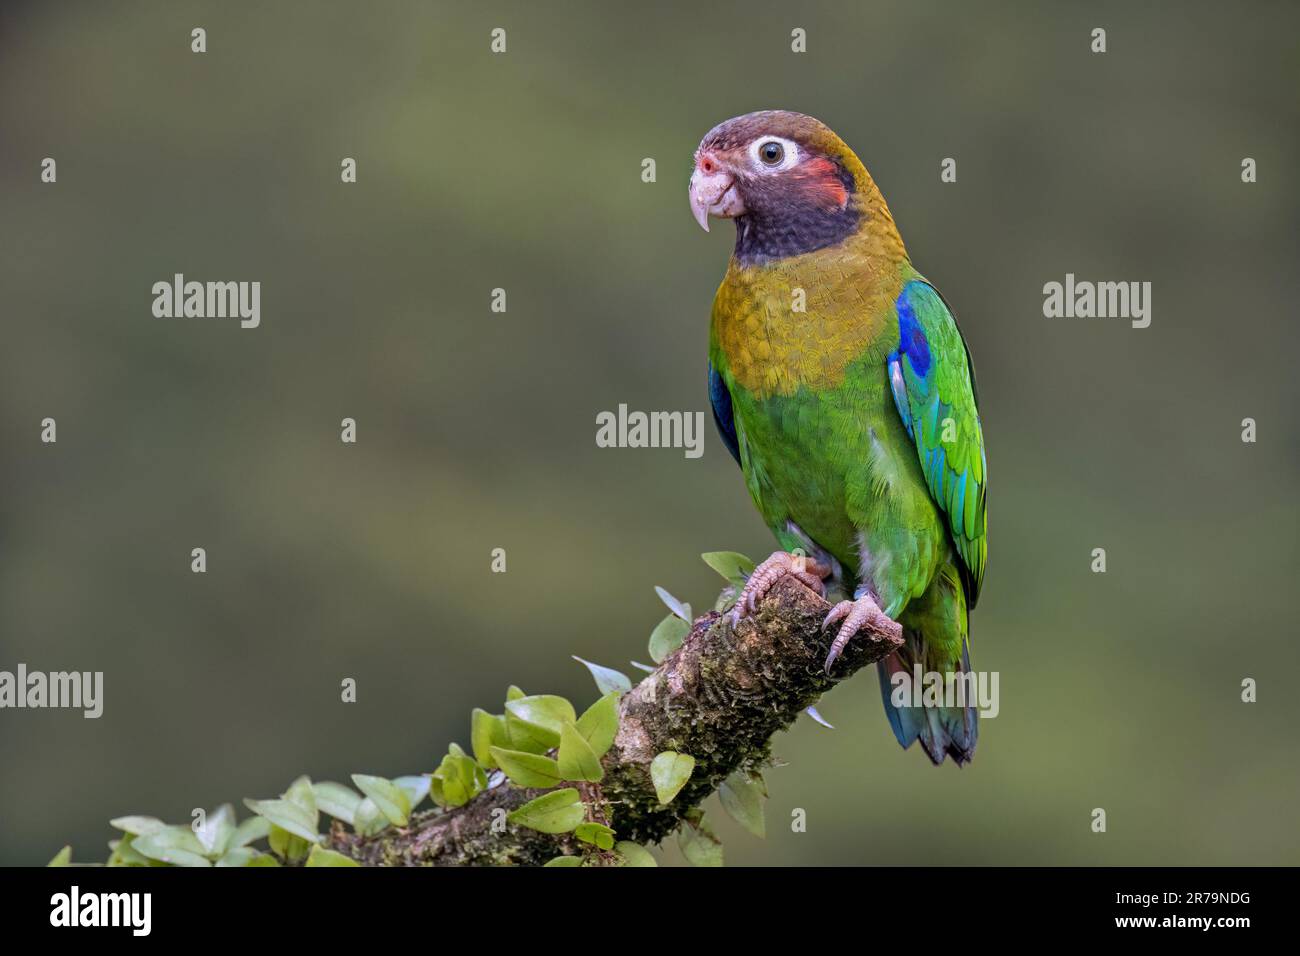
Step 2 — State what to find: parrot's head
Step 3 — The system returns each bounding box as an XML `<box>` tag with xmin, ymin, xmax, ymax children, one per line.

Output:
<box><xmin>689</xmin><ymin>110</ymin><xmax>880</xmax><ymax>263</ymax></box>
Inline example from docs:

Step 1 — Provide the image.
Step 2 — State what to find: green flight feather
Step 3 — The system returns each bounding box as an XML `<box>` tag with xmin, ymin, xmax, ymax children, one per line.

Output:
<box><xmin>888</xmin><ymin>278</ymin><xmax>988</xmax><ymax>606</ymax></box>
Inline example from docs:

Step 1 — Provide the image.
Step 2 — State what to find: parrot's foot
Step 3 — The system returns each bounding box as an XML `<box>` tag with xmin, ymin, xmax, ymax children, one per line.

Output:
<box><xmin>730</xmin><ymin>550</ymin><xmax>830</xmax><ymax>626</ymax></box>
<box><xmin>821</xmin><ymin>594</ymin><xmax>903</xmax><ymax>675</ymax></box>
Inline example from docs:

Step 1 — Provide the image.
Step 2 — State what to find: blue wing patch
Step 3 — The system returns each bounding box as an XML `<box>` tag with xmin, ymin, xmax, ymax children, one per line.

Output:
<box><xmin>886</xmin><ymin>280</ymin><xmax>988</xmax><ymax>607</ymax></box>
<box><xmin>887</xmin><ymin>295</ymin><xmax>930</xmax><ymax>439</ymax></box>
<box><xmin>895</xmin><ymin>293</ymin><xmax>932</xmax><ymax>377</ymax></box>
<box><xmin>708</xmin><ymin>360</ymin><xmax>741</xmax><ymax>466</ymax></box>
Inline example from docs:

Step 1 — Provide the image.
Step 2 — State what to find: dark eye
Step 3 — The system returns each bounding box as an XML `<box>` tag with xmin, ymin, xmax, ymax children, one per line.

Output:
<box><xmin>758</xmin><ymin>141</ymin><xmax>784</xmax><ymax>165</ymax></box>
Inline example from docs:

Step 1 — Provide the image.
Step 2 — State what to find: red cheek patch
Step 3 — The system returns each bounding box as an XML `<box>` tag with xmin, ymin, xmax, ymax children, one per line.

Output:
<box><xmin>794</xmin><ymin>157</ymin><xmax>848</xmax><ymax>208</ymax></box>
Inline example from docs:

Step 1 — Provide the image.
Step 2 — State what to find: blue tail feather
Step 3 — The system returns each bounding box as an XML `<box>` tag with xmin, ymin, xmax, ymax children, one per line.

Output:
<box><xmin>876</xmin><ymin>637</ymin><xmax>978</xmax><ymax>766</ymax></box>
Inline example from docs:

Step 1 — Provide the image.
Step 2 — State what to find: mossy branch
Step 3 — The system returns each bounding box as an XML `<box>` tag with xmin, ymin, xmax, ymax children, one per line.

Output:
<box><xmin>327</xmin><ymin>577</ymin><xmax>904</xmax><ymax>865</ymax></box>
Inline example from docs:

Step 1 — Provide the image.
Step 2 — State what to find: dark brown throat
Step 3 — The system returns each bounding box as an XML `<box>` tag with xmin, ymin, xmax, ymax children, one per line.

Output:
<box><xmin>732</xmin><ymin>203</ymin><xmax>862</xmax><ymax>264</ymax></box>
<box><xmin>732</xmin><ymin>164</ymin><xmax>862</xmax><ymax>265</ymax></box>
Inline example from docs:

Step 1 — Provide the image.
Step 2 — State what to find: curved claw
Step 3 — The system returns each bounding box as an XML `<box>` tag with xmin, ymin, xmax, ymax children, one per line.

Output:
<box><xmin>820</xmin><ymin>601</ymin><xmax>851</xmax><ymax>633</ymax></box>
<box><xmin>824</xmin><ymin>624</ymin><xmax>859</xmax><ymax>674</ymax></box>
<box><xmin>730</xmin><ymin>550</ymin><xmax>829</xmax><ymax>627</ymax></box>
<box><xmin>821</xmin><ymin>595</ymin><xmax>898</xmax><ymax>675</ymax></box>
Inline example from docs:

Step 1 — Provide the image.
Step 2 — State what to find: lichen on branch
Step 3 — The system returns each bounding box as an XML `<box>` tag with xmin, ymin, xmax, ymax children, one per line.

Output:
<box><xmin>329</xmin><ymin>574</ymin><xmax>904</xmax><ymax>866</ymax></box>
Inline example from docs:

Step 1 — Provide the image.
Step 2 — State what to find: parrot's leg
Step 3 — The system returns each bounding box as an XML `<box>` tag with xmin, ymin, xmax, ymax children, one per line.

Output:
<box><xmin>821</xmin><ymin>587</ymin><xmax>904</xmax><ymax>675</ymax></box>
<box><xmin>730</xmin><ymin>550</ymin><xmax>830</xmax><ymax>626</ymax></box>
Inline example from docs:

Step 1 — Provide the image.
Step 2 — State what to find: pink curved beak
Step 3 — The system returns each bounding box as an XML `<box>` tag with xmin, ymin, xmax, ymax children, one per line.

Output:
<box><xmin>689</xmin><ymin>152</ymin><xmax>744</xmax><ymax>232</ymax></box>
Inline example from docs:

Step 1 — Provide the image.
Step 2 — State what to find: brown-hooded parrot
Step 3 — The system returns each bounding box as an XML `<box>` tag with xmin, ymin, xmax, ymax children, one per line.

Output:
<box><xmin>690</xmin><ymin>110</ymin><xmax>987</xmax><ymax>765</ymax></box>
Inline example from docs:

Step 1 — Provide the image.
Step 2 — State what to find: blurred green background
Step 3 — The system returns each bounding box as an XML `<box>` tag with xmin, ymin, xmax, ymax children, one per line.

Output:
<box><xmin>2</xmin><ymin>0</ymin><xmax>1297</xmax><ymax>866</ymax></box>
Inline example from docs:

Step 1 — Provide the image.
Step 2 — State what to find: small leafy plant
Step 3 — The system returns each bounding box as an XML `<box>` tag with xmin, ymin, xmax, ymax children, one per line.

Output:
<box><xmin>50</xmin><ymin>551</ymin><xmax>771</xmax><ymax>868</ymax></box>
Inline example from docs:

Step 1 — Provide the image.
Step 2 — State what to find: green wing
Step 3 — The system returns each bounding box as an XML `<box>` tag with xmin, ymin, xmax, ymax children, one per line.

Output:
<box><xmin>887</xmin><ymin>279</ymin><xmax>988</xmax><ymax>605</ymax></box>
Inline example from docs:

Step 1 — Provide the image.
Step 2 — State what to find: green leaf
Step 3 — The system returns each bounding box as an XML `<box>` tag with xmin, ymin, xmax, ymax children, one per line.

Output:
<box><xmin>613</xmin><ymin>841</ymin><xmax>657</xmax><ymax>867</ymax></box>
<box><xmin>557</xmin><ymin>721</ymin><xmax>603</xmax><ymax>782</ymax></box>
<box><xmin>353</xmin><ymin>798</ymin><xmax>388</xmax><ymax>837</ymax></box>
<box><xmin>215</xmin><ymin>847</ymin><xmax>259</xmax><ymax>867</ymax></box>
<box><xmin>247</xmin><ymin>853</ymin><xmax>281</xmax><ymax>867</ymax></box>
<box><xmin>283</xmin><ymin>775</ymin><xmax>317</xmax><ymax>818</ymax></box>
<box><xmin>506</xmin><ymin>685</ymin><xmax>526</xmax><ymax>702</ymax></box>
<box><xmin>713</xmin><ymin>587</ymin><xmax>740</xmax><ymax>613</ymax></box>
<box><xmin>427</xmin><ymin>768</ymin><xmax>451</xmax><ymax>808</ymax></box>
<box><xmin>268</xmin><ymin>825</ymin><xmax>310</xmax><ymax>863</ymax></box>
<box><xmin>654</xmin><ymin>585</ymin><xmax>693</xmax><ymax>623</ymax></box>
<box><xmin>151</xmin><ymin>848</ymin><xmax>212</xmax><ymax>867</ymax></box>
<box><xmin>490</xmin><ymin>748</ymin><xmax>563</xmax><ymax>789</ymax></box>
<box><xmin>648</xmin><ymin>614</ymin><xmax>689</xmax><ymax>663</ymax></box>
<box><xmin>544</xmin><ymin>855</ymin><xmax>583</xmax><ymax>867</ymax></box>
<box><xmin>572</xmin><ymin>656</ymin><xmax>632</xmax><ymax>696</ymax></box>
<box><xmin>719</xmin><ymin>771</ymin><xmax>766</xmax><ymax>838</ymax></box>
<box><xmin>504</xmin><ymin>695</ymin><xmax>576</xmax><ymax>749</ymax></box>
<box><xmin>430</xmin><ymin>753</ymin><xmax>486</xmax><ymax>808</ymax></box>
<box><xmin>471</xmin><ymin>708</ymin><xmax>509</xmax><ymax>768</ymax></box>
<box><xmin>462</xmin><ymin>755</ymin><xmax>488</xmax><ymax>798</ymax></box>
<box><xmin>504</xmin><ymin>710</ymin><xmax>554</xmax><ymax>754</ymax></box>
<box><xmin>47</xmin><ymin>846</ymin><xmax>71</xmax><ymax>867</ymax></box>
<box><xmin>574</xmin><ymin>692</ymin><xmax>619</xmax><ymax>759</ymax></box>
<box><xmin>228</xmin><ymin>815</ymin><xmax>272</xmax><ymax>849</ymax></box>
<box><xmin>350</xmin><ymin>774</ymin><xmax>411</xmax><ymax>827</ymax></box>
<box><xmin>109</xmin><ymin>815</ymin><xmax>165</xmax><ymax>837</ymax></box>
<box><xmin>243</xmin><ymin>798</ymin><xmax>321</xmax><ymax>843</ymax></box>
<box><xmin>195</xmin><ymin>803</ymin><xmax>237</xmax><ymax>857</ymax></box>
<box><xmin>507</xmin><ymin>788</ymin><xmax>586</xmax><ymax>834</ymax></box>
<box><xmin>313</xmin><ymin>782</ymin><xmax>363</xmax><ymax>825</ymax></box>
<box><xmin>650</xmin><ymin>751</ymin><xmax>694</xmax><ymax>805</ymax></box>
<box><xmin>677</xmin><ymin>813</ymin><xmax>724</xmax><ymax>867</ymax></box>
<box><xmin>306</xmin><ymin>845</ymin><xmax>361</xmax><ymax>867</ymax></box>
<box><xmin>108</xmin><ymin>835</ymin><xmax>152</xmax><ymax>867</ymax></box>
<box><xmin>394</xmin><ymin>774</ymin><xmax>431</xmax><ymax>811</ymax></box>
<box><xmin>701</xmin><ymin>550</ymin><xmax>756</xmax><ymax>585</ymax></box>
<box><xmin>573</xmin><ymin>822</ymin><xmax>616</xmax><ymax>850</ymax></box>
<box><xmin>133</xmin><ymin>825</ymin><xmax>213</xmax><ymax>867</ymax></box>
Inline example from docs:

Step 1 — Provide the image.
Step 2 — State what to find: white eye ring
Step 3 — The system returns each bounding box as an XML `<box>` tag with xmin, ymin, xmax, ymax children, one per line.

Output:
<box><xmin>748</xmin><ymin>136</ymin><xmax>800</xmax><ymax>172</ymax></box>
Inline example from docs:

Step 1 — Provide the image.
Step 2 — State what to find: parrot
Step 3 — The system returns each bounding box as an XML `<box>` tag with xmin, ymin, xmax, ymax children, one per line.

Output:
<box><xmin>689</xmin><ymin>110</ymin><xmax>987</xmax><ymax>765</ymax></box>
